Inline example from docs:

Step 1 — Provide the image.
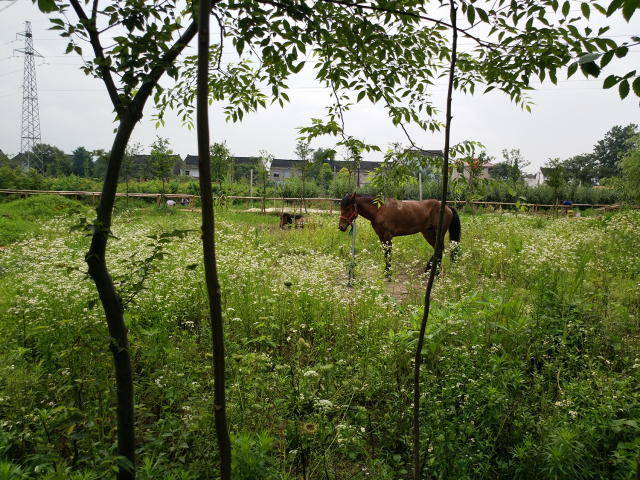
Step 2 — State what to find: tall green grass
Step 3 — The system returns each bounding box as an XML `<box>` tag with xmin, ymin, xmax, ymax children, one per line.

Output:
<box><xmin>0</xmin><ymin>205</ymin><xmax>638</xmax><ymax>479</ymax></box>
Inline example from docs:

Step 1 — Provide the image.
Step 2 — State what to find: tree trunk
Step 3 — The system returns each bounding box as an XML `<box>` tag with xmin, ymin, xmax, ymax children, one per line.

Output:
<box><xmin>86</xmin><ymin>113</ymin><xmax>140</xmax><ymax>480</ymax></box>
<box><xmin>197</xmin><ymin>2</ymin><xmax>232</xmax><ymax>478</ymax></box>
<box><xmin>413</xmin><ymin>3</ymin><xmax>458</xmax><ymax>479</ymax></box>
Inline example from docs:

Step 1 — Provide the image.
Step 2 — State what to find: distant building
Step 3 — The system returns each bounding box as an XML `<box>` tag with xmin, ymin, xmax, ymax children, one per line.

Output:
<box><xmin>125</xmin><ymin>154</ymin><xmax>183</xmax><ymax>180</ymax></box>
<box><xmin>265</xmin><ymin>158</ymin><xmax>386</xmax><ymax>187</ymax></box>
<box><xmin>450</xmin><ymin>160</ymin><xmax>495</xmax><ymax>181</ymax></box>
<box><xmin>179</xmin><ymin>155</ymin><xmax>199</xmax><ymax>177</ymax></box>
<box><xmin>177</xmin><ymin>150</ymin><xmax>444</xmax><ymax>187</ymax></box>
<box><xmin>522</xmin><ymin>172</ymin><xmax>540</xmax><ymax>187</ymax></box>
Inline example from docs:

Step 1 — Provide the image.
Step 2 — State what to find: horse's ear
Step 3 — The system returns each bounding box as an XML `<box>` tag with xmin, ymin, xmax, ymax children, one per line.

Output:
<box><xmin>350</xmin><ymin>192</ymin><xmax>357</xmax><ymax>202</ymax></box>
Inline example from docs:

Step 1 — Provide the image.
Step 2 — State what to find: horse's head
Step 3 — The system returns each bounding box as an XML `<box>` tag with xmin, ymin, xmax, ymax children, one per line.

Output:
<box><xmin>280</xmin><ymin>213</ymin><xmax>290</xmax><ymax>229</ymax></box>
<box><xmin>338</xmin><ymin>193</ymin><xmax>358</xmax><ymax>232</ymax></box>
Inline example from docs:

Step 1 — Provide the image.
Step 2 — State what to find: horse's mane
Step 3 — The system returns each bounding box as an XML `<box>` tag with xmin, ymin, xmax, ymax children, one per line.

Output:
<box><xmin>340</xmin><ymin>193</ymin><xmax>377</xmax><ymax>209</ymax></box>
<box><xmin>342</xmin><ymin>194</ymin><xmax>391</xmax><ymax>209</ymax></box>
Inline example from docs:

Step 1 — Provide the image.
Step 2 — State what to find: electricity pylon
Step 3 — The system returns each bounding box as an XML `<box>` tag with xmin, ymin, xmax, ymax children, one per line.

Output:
<box><xmin>15</xmin><ymin>21</ymin><xmax>44</xmax><ymax>173</ymax></box>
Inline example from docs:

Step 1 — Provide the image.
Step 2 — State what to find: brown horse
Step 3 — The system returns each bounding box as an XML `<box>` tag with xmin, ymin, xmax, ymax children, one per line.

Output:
<box><xmin>338</xmin><ymin>193</ymin><xmax>461</xmax><ymax>274</ymax></box>
<box><xmin>280</xmin><ymin>212</ymin><xmax>305</xmax><ymax>229</ymax></box>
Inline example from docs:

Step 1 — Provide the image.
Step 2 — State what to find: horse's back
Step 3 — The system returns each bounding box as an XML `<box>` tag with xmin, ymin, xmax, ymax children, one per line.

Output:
<box><xmin>373</xmin><ymin>198</ymin><xmax>451</xmax><ymax>236</ymax></box>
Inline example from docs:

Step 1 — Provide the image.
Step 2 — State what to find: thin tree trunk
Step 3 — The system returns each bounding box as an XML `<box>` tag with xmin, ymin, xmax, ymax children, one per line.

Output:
<box><xmin>413</xmin><ymin>3</ymin><xmax>458</xmax><ymax>479</ymax></box>
<box><xmin>86</xmin><ymin>113</ymin><xmax>139</xmax><ymax>480</ymax></box>
<box><xmin>65</xmin><ymin>4</ymin><xmax>200</xmax><ymax>478</ymax></box>
<box><xmin>302</xmin><ymin>170</ymin><xmax>306</xmax><ymax>213</ymax></box>
<box><xmin>196</xmin><ymin>2</ymin><xmax>232</xmax><ymax>478</ymax></box>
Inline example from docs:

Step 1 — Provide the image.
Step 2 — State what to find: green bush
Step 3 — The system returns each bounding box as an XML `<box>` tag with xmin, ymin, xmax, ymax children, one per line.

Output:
<box><xmin>277</xmin><ymin>177</ymin><xmax>320</xmax><ymax>198</ymax></box>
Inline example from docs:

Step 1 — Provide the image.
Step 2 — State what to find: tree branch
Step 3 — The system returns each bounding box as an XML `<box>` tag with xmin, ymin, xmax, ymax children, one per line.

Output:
<box><xmin>91</xmin><ymin>0</ymin><xmax>99</xmax><ymax>20</ymax></box>
<box><xmin>413</xmin><ymin>1</ymin><xmax>458</xmax><ymax>479</ymax></box>
<box><xmin>68</xmin><ymin>0</ymin><xmax>124</xmax><ymax>118</ymax></box>
<box><xmin>131</xmin><ymin>19</ymin><xmax>199</xmax><ymax>116</ymax></box>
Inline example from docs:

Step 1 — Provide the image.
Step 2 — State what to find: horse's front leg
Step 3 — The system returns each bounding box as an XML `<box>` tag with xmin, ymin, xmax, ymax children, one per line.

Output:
<box><xmin>374</xmin><ymin>226</ymin><xmax>393</xmax><ymax>280</ymax></box>
<box><xmin>382</xmin><ymin>241</ymin><xmax>393</xmax><ymax>278</ymax></box>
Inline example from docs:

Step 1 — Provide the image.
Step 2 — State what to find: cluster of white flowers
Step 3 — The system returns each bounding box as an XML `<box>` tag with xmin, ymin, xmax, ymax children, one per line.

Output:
<box><xmin>314</xmin><ymin>399</ymin><xmax>333</xmax><ymax>411</ymax></box>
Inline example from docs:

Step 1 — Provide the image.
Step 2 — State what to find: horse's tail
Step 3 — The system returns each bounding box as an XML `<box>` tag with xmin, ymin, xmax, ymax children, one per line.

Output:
<box><xmin>448</xmin><ymin>205</ymin><xmax>461</xmax><ymax>245</ymax></box>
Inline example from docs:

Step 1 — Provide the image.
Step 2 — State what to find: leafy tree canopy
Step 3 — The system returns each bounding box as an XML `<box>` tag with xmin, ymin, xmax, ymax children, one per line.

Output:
<box><xmin>72</xmin><ymin>146</ymin><xmax>93</xmax><ymax>177</ymax></box>
<box><xmin>559</xmin><ymin>123</ymin><xmax>638</xmax><ymax>184</ymax></box>
<box><xmin>593</xmin><ymin>123</ymin><xmax>638</xmax><ymax>180</ymax></box>
<box><xmin>617</xmin><ymin>133</ymin><xmax>640</xmax><ymax>203</ymax></box>
<box><xmin>92</xmin><ymin>149</ymin><xmax>110</xmax><ymax>180</ymax></box>
<box><xmin>489</xmin><ymin>162</ymin><xmax>511</xmax><ymax>181</ymax></box>
<box><xmin>561</xmin><ymin>153</ymin><xmax>597</xmax><ymax>186</ymax></box>
<box><xmin>150</xmin><ymin>136</ymin><xmax>175</xmax><ymax>196</ymax></box>
<box><xmin>210</xmin><ymin>141</ymin><xmax>233</xmax><ymax>184</ymax></box>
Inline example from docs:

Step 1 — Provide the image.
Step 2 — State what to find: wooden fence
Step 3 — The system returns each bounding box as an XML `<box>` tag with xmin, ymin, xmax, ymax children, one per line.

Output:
<box><xmin>0</xmin><ymin>189</ymin><xmax>624</xmax><ymax>214</ymax></box>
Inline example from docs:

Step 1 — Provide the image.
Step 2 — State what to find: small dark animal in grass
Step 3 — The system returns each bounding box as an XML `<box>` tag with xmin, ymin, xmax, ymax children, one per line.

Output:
<box><xmin>280</xmin><ymin>213</ymin><xmax>306</xmax><ymax>229</ymax></box>
<box><xmin>338</xmin><ymin>193</ymin><xmax>461</xmax><ymax>275</ymax></box>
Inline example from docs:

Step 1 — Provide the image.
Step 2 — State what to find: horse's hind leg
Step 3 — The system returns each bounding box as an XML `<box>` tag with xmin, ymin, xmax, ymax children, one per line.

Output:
<box><xmin>422</xmin><ymin>228</ymin><xmax>441</xmax><ymax>273</ymax></box>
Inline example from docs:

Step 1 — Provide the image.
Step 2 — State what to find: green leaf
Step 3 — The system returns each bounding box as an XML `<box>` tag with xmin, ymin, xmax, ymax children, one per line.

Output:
<box><xmin>580</xmin><ymin>61</ymin><xmax>600</xmax><ymax>78</ymax></box>
<box><xmin>581</xmin><ymin>2</ymin><xmax>591</xmax><ymax>17</ymax></box>
<box><xmin>622</xmin><ymin>0</ymin><xmax>640</xmax><ymax>20</ymax></box>
<box><xmin>593</xmin><ymin>2</ymin><xmax>607</xmax><ymax>13</ymax></box>
<box><xmin>600</xmin><ymin>50</ymin><xmax>615</xmax><ymax>68</ymax></box>
<box><xmin>603</xmin><ymin>75</ymin><xmax>619</xmax><ymax>89</ymax></box>
<box><xmin>37</xmin><ymin>0</ymin><xmax>57</xmax><ymax>12</ymax></box>
<box><xmin>606</xmin><ymin>0</ymin><xmax>625</xmax><ymax>15</ymax></box>
<box><xmin>567</xmin><ymin>62</ymin><xmax>578</xmax><ymax>78</ymax></box>
<box><xmin>357</xmin><ymin>91</ymin><xmax>366</xmax><ymax>102</ymax></box>
<box><xmin>562</xmin><ymin>0</ymin><xmax>570</xmax><ymax>16</ymax></box>
<box><xmin>578</xmin><ymin>53</ymin><xmax>602</xmax><ymax>64</ymax></box>
<box><xmin>633</xmin><ymin>77</ymin><xmax>640</xmax><ymax>97</ymax></box>
<box><xmin>64</xmin><ymin>413</ymin><xmax>83</xmax><ymax>425</ymax></box>
<box><xmin>619</xmin><ymin>79</ymin><xmax>630</xmax><ymax>99</ymax></box>
<box><xmin>477</xmin><ymin>7</ymin><xmax>489</xmax><ymax>22</ymax></box>
<box><xmin>467</xmin><ymin>5</ymin><xmax>476</xmax><ymax>24</ymax></box>
<box><xmin>615</xmin><ymin>46</ymin><xmax>628</xmax><ymax>58</ymax></box>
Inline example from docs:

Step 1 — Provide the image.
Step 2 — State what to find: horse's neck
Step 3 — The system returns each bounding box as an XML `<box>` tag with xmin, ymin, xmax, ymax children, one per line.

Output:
<box><xmin>355</xmin><ymin>197</ymin><xmax>379</xmax><ymax>221</ymax></box>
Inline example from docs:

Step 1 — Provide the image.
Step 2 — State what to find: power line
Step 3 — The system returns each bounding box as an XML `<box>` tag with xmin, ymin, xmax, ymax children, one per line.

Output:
<box><xmin>0</xmin><ymin>68</ymin><xmax>21</xmax><ymax>77</ymax></box>
<box><xmin>0</xmin><ymin>91</ymin><xmax>21</xmax><ymax>99</ymax></box>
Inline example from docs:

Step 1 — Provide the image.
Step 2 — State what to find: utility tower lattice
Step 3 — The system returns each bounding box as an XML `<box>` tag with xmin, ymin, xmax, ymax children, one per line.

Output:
<box><xmin>15</xmin><ymin>21</ymin><xmax>44</xmax><ymax>173</ymax></box>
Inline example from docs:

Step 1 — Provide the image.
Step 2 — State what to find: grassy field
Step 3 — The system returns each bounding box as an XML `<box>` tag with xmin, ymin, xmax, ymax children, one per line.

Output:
<box><xmin>0</xmin><ymin>195</ymin><xmax>639</xmax><ymax>479</ymax></box>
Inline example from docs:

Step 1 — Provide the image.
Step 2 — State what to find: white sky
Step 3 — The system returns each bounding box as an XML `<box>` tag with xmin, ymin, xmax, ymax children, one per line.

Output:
<box><xmin>0</xmin><ymin>0</ymin><xmax>638</xmax><ymax>172</ymax></box>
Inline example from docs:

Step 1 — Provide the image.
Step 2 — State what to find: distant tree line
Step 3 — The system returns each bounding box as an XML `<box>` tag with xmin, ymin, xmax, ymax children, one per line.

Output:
<box><xmin>488</xmin><ymin>124</ymin><xmax>638</xmax><ymax>187</ymax></box>
<box><xmin>3</xmin><ymin>127</ymin><xmax>639</xmax><ymax>206</ymax></box>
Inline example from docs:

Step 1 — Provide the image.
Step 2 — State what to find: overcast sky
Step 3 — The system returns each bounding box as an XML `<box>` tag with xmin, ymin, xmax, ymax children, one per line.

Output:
<box><xmin>1</xmin><ymin>0</ymin><xmax>638</xmax><ymax>172</ymax></box>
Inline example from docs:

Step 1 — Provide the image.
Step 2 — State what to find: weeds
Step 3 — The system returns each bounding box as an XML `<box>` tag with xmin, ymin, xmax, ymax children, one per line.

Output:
<box><xmin>0</xmin><ymin>202</ymin><xmax>639</xmax><ymax>478</ymax></box>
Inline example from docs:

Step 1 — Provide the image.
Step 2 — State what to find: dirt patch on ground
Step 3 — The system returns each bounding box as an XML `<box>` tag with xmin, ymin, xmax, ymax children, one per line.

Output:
<box><xmin>382</xmin><ymin>270</ymin><xmax>429</xmax><ymax>303</ymax></box>
<box><xmin>339</xmin><ymin>266</ymin><xmax>430</xmax><ymax>304</ymax></box>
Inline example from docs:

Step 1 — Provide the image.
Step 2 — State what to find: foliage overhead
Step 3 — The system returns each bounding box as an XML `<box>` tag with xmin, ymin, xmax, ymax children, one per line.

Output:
<box><xmin>148</xmin><ymin>0</ymin><xmax>640</xmax><ymax>160</ymax></box>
